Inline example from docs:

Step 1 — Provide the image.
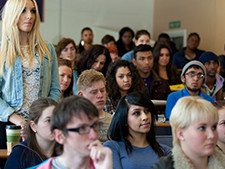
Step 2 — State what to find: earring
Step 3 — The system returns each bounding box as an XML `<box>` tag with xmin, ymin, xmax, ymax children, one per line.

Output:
<box><xmin>180</xmin><ymin>137</ymin><xmax>184</xmax><ymax>141</ymax></box>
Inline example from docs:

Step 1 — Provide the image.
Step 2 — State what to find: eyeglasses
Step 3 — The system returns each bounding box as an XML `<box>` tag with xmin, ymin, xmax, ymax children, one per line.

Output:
<box><xmin>185</xmin><ymin>72</ymin><xmax>205</xmax><ymax>79</ymax></box>
<box><xmin>65</xmin><ymin>122</ymin><xmax>102</xmax><ymax>135</ymax></box>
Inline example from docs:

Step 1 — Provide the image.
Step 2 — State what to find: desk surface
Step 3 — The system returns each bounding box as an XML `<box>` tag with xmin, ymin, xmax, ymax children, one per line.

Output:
<box><xmin>0</xmin><ymin>149</ymin><xmax>9</xmax><ymax>158</ymax></box>
<box><xmin>152</xmin><ymin>100</ymin><xmax>167</xmax><ymax>106</ymax></box>
<box><xmin>155</xmin><ymin>121</ymin><xmax>171</xmax><ymax>127</ymax></box>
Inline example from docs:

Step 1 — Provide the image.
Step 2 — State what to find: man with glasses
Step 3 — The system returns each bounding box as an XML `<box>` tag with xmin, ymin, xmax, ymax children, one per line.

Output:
<box><xmin>165</xmin><ymin>60</ymin><xmax>214</xmax><ymax>119</ymax></box>
<box><xmin>199</xmin><ymin>51</ymin><xmax>224</xmax><ymax>101</ymax></box>
<box><xmin>77</xmin><ymin>69</ymin><xmax>112</xmax><ymax>143</ymax></box>
<box><xmin>31</xmin><ymin>96</ymin><xmax>112</xmax><ymax>169</ymax></box>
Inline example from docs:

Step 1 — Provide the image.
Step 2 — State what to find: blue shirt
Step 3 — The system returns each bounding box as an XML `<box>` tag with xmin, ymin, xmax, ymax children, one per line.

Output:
<box><xmin>121</xmin><ymin>50</ymin><xmax>134</xmax><ymax>62</ymax></box>
<box><xmin>165</xmin><ymin>87</ymin><xmax>215</xmax><ymax>119</ymax></box>
<box><xmin>0</xmin><ymin>42</ymin><xmax>61</xmax><ymax>122</ymax></box>
<box><xmin>104</xmin><ymin>140</ymin><xmax>171</xmax><ymax>169</ymax></box>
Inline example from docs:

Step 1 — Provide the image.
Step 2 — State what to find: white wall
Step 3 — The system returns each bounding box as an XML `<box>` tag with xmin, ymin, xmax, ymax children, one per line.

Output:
<box><xmin>0</xmin><ymin>0</ymin><xmax>155</xmax><ymax>45</ymax></box>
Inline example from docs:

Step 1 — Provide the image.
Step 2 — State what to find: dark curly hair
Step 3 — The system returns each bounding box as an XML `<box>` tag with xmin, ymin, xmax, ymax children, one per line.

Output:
<box><xmin>106</xmin><ymin>60</ymin><xmax>145</xmax><ymax>107</ymax></box>
<box><xmin>76</xmin><ymin>44</ymin><xmax>111</xmax><ymax>76</ymax></box>
<box><xmin>153</xmin><ymin>44</ymin><xmax>181</xmax><ymax>85</ymax></box>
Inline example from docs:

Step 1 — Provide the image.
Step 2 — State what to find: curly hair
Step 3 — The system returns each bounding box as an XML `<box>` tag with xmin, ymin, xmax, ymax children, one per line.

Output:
<box><xmin>76</xmin><ymin>44</ymin><xmax>111</xmax><ymax>76</ymax></box>
<box><xmin>106</xmin><ymin>60</ymin><xmax>145</xmax><ymax>107</ymax></box>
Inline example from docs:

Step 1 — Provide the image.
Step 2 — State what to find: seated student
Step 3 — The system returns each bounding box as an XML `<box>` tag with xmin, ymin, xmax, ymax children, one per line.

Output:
<box><xmin>152</xmin><ymin>97</ymin><xmax>225</xmax><ymax>169</ymax></box>
<box><xmin>213</xmin><ymin>101</ymin><xmax>225</xmax><ymax>155</ymax></box>
<box><xmin>165</xmin><ymin>60</ymin><xmax>214</xmax><ymax>120</ymax></box>
<box><xmin>116</xmin><ymin>27</ymin><xmax>135</xmax><ymax>57</ymax></box>
<box><xmin>78</xmin><ymin>27</ymin><xmax>94</xmax><ymax>55</ymax></box>
<box><xmin>199</xmin><ymin>51</ymin><xmax>224</xmax><ymax>101</ymax></box>
<box><xmin>121</xmin><ymin>29</ymin><xmax>151</xmax><ymax>62</ymax></box>
<box><xmin>132</xmin><ymin>44</ymin><xmax>171</xmax><ymax>100</ymax></box>
<box><xmin>55</xmin><ymin>38</ymin><xmax>77</xmax><ymax>67</ymax></box>
<box><xmin>73</xmin><ymin>45</ymin><xmax>111</xmax><ymax>95</ymax></box>
<box><xmin>55</xmin><ymin>38</ymin><xmax>78</xmax><ymax>88</ymax></box>
<box><xmin>104</xmin><ymin>92</ymin><xmax>171</xmax><ymax>169</ymax></box>
<box><xmin>58</xmin><ymin>59</ymin><xmax>73</xmax><ymax>101</ymax></box>
<box><xmin>30</xmin><ymin>96</ymin><xmax>112</xmax><ymax>169</ymax></box>
<box><xmin>173</xmin><ymin>32</ymin><xmax>205</xmax><ymax>69</ymax></box>
<box><xmin>101</xmin><ymin>34</ymin><xmax>116</xmax><ymax>47</ymax></box>
<box><xmin>153</xmin><ymin>44</ymin><xmax>181</xmax><ymax>85</ymax></box>
<box><xmin>104</xmin><ymin>60</ymin><xmax>146</xmax><ymax>114</ymax></box>
<box><xmin>153</xmin><ymin>33</ymin><xmax>178</xmax><ymax>56</ymax></box>
<box><xmin>77</xmin><ymin>69</ymin><xmax>112</xmax><ymax>143</ymax></box>
<box><xmin>5</xmin><ymin>98</ymin><xmax>58</xmax><ymax>169</ymax></box>
<box><xmin>101</xmin><ymin>35</ymin><xmax>119</xmax><ymax>62</ymax></box>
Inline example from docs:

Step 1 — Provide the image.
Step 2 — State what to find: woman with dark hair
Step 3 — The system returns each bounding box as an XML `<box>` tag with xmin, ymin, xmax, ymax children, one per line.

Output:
<box><xmin>5</xmin><ymin>98</ymin><xmax>58</xmax><ymax>169</ymax></box>
<box><xmin>55</xmin><ymin>38</ymin><xmax>77</xmax><ymax>69</ymax></box>
<box><xmin>153</xmin><ymin>44</ymin><xmax>181</xmax><ymax>85</ymax></box>
<box><xmin>104</xmin><ymin>60</ymin><xmax>146</xmax><ymax>114</ymax></box>
<box><xmin>73</xmin><ymin>44</ymin><xmax>112</xmax><ymax>94</ymax></box>
<box><xmin>116</xmin><ymin>27</ymin><xmax>135</xmax><ymax>57</ymax></box>
<box><xmin>122</xmin><ymin>29</ymin><xmax>151</xmax><ymax>62</ymax></box>
<box><xmin>78</xmin><ymin>27</ymin><xmax>94</xmax><ymax>55</ymax></box>
<box><xmin>58</xmin><ymin>59</ymin><xmax>73</xmax><ymax>101</ymax></box>
<box><xmin>104</xmin><ymin>91</ymin><xmax>171</xmax><ymax>169</ymax></box>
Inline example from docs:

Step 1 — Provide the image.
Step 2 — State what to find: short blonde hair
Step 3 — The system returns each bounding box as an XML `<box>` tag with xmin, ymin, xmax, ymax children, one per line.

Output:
<box><xmin>170</xmin><ymin>96</ymin><xmax>218</xmax><ymax>146</ymax></box>
<box><xmin>77</xmin><ymin>69</ymin><xmax>106</xmax><ymax>92</ymax></box>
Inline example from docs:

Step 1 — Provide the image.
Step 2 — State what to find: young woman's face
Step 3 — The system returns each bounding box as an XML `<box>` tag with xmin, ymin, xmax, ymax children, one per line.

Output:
<box><xmin>34</xmin><ymin>106</ymin><xmax>55</xmax><ymax>142</ymax></box>
<box><xmin>17</xmin><ymin>0</ymin><xmax>36</xmax><ymax>34</ymax></box>
<box><xmin>81</xmin><ymin>30</ymin><xmax>93</xmax><ymax>44</ymax></box>
<box><xmin>115</xmin><ymin>67</ymin><xmax>132</xmax><ymax>93</ymax></box>
<box><xmin>217</xmin><ymin>108</ymin><xmax>225</xmax><ymax>145</ymax></box>
<box><xmin>91</xmin><ymin>54</ymin><xmax>106</xmax><ymax>72</ymax></box>
<box><xmin>60</xmin><ymin>43</ymin><xmax>76</xmax><ymax>61</ymax></box>
<box><xmin>58</xmin><ymin>65</ymin><xmax>73</xmax><ymax>92</ymax></box>
<box><xmin>135</xmin><ymin>35</ymin><xmax>150</xmax><ymax>46</ymax></box>
<box><xmin>158</xmin><ymin>48</ymin><xmax>170</xmax><ymax>67</ymax></box>
<box><xmin>127</xmin><ymin>105</ymin><xmax>151</xmax><ymax>137</ymax></box>
<box><xmin>122</xmin><ymin>31</ymin><xmax>133</xmax><ymax>45</ymax></box>
<box><xmin>180</xmin><ymin>119</ymin><xmax>218</xmax><ymax>158</ymax></box>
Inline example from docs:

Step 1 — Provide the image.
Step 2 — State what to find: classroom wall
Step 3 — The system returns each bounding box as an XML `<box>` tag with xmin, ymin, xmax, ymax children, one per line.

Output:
<box><xmin>0</xmin><ymin>0</ymin><xmax>155</xmax><ymax>45</ymax></box>
<box><xmin>153</xmin><ymin>0</ymin><xmax>225</xmax><ymax>55</ymax></box>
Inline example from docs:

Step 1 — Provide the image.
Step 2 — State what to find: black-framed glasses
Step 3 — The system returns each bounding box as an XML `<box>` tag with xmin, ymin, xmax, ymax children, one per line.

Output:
<box><xmin>185</xmin><ymin>72</ymin><xmax>205</xmax><ymax>79</ymax></box>
<box><xmin>65</xmin><ymin>121</ymin><xmax>102</xmax><ymax>135</ymax></box>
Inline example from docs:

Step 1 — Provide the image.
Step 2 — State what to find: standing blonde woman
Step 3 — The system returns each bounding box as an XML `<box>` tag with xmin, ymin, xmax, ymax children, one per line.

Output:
<box><xmin>152</xmin><ymin>97</ymin><xmax>225</xmax><ymax>169</ymax></box>
<box><xmin>0</xmin><ymin>0</ymin><xmax>61</xmax><ymax>161</ymax></box>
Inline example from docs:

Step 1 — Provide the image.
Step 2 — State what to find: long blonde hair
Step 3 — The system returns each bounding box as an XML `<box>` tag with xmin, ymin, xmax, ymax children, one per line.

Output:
<box><xmin>0</xmin><ymin>0</ymin><xmax>51</xmax><ymax>76</ymax></box>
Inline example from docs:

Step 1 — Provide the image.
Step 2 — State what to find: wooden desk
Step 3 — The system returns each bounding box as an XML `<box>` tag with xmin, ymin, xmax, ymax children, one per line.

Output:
<box><xmin>152</xmin><ymin>100</ymin><xmax>167</xmax><ymax>106</ymax></box>
<box><xmin>0</xmin><ymin>149</ymin><xmax>9</xmax><ymax>159</ymax></box>
<box><xmin>155</xmin><ymin>123</ymin><xmax>171</xmax><ymax>127</ymax></box>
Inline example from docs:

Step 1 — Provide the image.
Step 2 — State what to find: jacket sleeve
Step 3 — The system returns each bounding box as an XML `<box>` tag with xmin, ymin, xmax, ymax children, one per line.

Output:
<box><xmin>47</xmin><ymin>43</ymin><xmax>61</xmax><ymax>102</ymax></box>
<box><xmin>0</xmin><ymin>72</ymin><xmax>15</xmax><ymax>122</ymax></box>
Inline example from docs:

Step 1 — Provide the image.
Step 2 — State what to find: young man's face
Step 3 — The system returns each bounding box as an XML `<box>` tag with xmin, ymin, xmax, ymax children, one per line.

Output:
<box><xmin>132</xmin><ymin>51</ymin><xmax>153</xmax><ymax>77</ymax></box>
<box><xmin>204</xmin><ymin>60</ymin><xmax>218</xmax><ymax>77</ymax></box>
<box><xmin>80</xmin><ymin>80</ymin><xmax>106</xmax><ymax>112</ymax></box>
<box><xmin>61</xmin><ymin>114</ymin><xmax>99</xmax><ymax>157</ymax></box>
<box><xmin>181</xmin><ymin>67</ymin><xmax>204</xmax><ymax>92</ymax></box>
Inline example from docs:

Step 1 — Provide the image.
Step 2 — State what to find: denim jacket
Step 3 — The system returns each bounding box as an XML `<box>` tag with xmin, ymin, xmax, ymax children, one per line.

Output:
<box><xmin>0</xmin><ymin>42</ymin><xmax>61</xmax><ymax>122</ymax></box>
